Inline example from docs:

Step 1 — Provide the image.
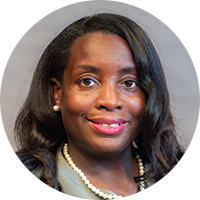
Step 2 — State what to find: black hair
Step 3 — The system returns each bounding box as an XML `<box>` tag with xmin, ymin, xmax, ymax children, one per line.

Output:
<box><xmin>15</xmin><ymin>13</ymin><xmax>184</xmax><ymax>191</ymax></box>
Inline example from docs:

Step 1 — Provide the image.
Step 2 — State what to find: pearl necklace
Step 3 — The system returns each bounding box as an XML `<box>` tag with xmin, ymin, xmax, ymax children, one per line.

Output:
<box><xmin>63</xmin><ymin>143</ymin><xmax>145</xmax><ymax>199</ymax></box>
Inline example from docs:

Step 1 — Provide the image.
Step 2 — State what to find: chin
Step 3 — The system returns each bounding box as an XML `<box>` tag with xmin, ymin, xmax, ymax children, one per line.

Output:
<box><xmin>89</xmin><ymin>140</ymin><xmax>129</xmax><ymax>155</ymax></box>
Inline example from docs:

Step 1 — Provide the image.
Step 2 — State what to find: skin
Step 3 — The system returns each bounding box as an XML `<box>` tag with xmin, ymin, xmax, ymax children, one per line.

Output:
<box><xmin>52</xmin><ymin>32</ymin><xmax>145</xmax><ymax>196</ymax></box>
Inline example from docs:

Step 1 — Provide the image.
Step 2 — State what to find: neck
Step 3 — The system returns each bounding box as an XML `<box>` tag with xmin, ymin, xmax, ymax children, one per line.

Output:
<box><xmin>68</xmin><ymin>140</ymin><xmax>134</xmax><ymax>170</ymax></box>
<box><xmin>65</xmin><ymin>141</ymin><xmax>139</xmax><ymax>196</ymax></box>
<box><xmin>64</xmin><ymin>145</ymin><xmax>144</xmax><ymax>200</ymax></box>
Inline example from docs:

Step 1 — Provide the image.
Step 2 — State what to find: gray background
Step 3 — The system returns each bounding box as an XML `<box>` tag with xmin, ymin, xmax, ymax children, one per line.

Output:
<box><xmin>0</xmin><ymin>0</ymin><xmax>199</xmax><ymax>151</ymax></box>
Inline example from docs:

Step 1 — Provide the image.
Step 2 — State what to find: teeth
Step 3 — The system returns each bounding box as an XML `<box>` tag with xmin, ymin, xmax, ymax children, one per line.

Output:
<box><xmin>100</xmin><ymin>124</ymin><xmax>120</xmax><ymax>128</ymax></box>
<box><xmin>110</xmin><ymin>124</ymin><xmax>119</xmax><ymax>128</ymax></box>
<box><xmin>102</xmin><ymin>124</ymin><xmax>109</xmax><ymax>128</ymax></box>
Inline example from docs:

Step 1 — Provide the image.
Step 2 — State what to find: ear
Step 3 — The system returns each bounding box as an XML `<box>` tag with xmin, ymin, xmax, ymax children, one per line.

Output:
<box><xmin>51</xmin><ymin>78</ymin><xmax>62</xmax><ymax>110</ymax></box>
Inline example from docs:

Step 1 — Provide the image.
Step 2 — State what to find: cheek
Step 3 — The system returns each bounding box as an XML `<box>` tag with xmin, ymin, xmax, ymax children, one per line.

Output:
<box><xmin>60</xmin><ymin>91</ymin><xmax>91</xmax><ymax>116</ymax></box>
<box><xmin>127</xmin><ymin>96</ymin><xmax>145</xmax><ymax>117</ymax></box>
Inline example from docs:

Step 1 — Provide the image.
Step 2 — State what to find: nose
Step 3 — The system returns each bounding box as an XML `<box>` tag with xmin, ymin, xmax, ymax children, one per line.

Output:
<box><xmin>95</xmin><ymin>84</ymin><xmax>124</xmax><ymax>111</ymax></box>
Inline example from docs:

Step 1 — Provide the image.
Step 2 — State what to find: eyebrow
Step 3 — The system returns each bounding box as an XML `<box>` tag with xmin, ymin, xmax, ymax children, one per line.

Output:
<box><xmin>118</xmin><ymin>66</ymin><xmax>136</xmax><ymax>73</ymax></box>
<box><xmin>73</xmin><ymin>65</ymin><xmax>136</xmax><ymax>74</ymax></box>
<box><xmin>73</xmin><ymin>65</ymin><xmax>102</xmax><ymax>72</ymax></box>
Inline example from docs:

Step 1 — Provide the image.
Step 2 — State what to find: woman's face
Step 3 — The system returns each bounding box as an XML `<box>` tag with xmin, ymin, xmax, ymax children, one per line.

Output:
<box><xmin>53</xmin><ymin>32</ymin><xmax>145</xmax><ymax>155</ymax></box>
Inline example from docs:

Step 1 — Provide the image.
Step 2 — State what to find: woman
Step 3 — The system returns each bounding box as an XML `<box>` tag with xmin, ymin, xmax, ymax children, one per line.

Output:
<box><xmin>15</xmin><ymin>13</ymin><xmax>184</xmax><ymax>199</ymax></box>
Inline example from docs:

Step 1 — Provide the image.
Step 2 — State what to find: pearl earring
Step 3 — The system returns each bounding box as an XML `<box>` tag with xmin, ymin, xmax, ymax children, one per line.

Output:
<box><xmin>53</xmin><ymin>105</ymin><xmax>59</xmax><ymax>111</ymax></box>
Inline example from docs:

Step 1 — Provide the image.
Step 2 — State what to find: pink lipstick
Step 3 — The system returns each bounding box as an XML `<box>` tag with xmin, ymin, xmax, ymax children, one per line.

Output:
<box><xmin>88</xmin><ymin>118</ymin><xmax>128</xmax><ymax>135</ymax></box>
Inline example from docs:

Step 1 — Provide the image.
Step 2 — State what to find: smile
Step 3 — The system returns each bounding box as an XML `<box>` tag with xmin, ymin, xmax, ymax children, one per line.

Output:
<box><xmin>99</xmin><ymin>123</ymin><xmax>124</xmax><ymax>128</ymax></box>
<box><xmin>87</xmin><ymin>118</ymin><xmax>128</xmax><ymax>135</ymax></box>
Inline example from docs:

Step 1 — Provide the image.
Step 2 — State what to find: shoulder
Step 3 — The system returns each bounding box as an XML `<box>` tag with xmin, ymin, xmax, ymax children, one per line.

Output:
<box><xmin>0</xmin><ymin>181</ymin><xmax>22</xmax><ymax>200</ymax></box>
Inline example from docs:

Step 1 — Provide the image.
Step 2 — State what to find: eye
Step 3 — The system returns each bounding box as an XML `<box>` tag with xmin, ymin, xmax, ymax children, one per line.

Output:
<box><xmin>122</xmin><ymin>80</ymin><xmax>137</xmax><ymax>88</ymax></box>
<box><xmin>80</xmin><ymin>78</ymin><xmax>96</xmax><ymax>87</ymax></box>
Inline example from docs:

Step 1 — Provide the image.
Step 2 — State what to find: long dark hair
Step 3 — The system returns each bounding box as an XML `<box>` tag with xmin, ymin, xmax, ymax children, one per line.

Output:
<box><xmin>15</xmin><ymin>13</ymin><xmax>184</xmax><ymax>191</ymax></box>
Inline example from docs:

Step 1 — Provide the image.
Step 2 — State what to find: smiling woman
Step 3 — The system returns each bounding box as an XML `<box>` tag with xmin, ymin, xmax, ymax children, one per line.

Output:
<box><xmin>14</xmin><ymin>13</ymin><xmax>184</xmax><ymax>199</ymax></box>
<box><xmin>51</xmin><ymin>33</ymin><xmax>145</xmax><ymax>158</ymax></box>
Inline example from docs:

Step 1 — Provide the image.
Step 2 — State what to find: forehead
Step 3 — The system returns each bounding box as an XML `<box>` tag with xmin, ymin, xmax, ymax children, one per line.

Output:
<box><xmin>67</xmin><ymin>32</ymin><xmax>135</xmax><ymax>68</ymax></box>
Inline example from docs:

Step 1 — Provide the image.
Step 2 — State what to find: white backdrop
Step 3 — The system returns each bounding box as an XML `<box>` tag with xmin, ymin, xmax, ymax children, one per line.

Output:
<box><xmin>0</xmin><ymin>0</ymin><xmax>200</xmax><ymax>165</ymax></box>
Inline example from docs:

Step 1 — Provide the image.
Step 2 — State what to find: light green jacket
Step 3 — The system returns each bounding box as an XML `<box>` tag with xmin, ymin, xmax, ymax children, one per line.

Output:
<box><xmin>0</xmin><ymin>152</ymin><xmax>198</xmax><ymax>200</ymax></box>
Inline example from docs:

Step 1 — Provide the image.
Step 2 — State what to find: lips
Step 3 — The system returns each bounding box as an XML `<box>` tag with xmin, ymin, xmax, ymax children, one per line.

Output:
<box><xmin>87</xmin><ymin>118</ymin><xmax>128</xmax><ymax>135</ymax></box>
